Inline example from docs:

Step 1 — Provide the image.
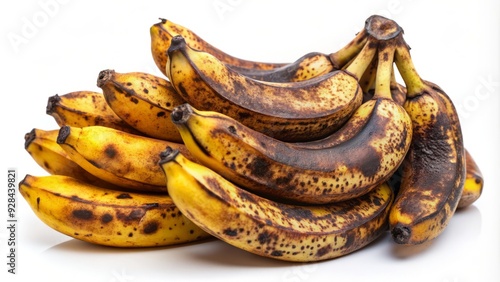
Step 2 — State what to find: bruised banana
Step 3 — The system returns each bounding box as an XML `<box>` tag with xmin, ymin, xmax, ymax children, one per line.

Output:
<box><xmin>97</xmin><ymin>69</ymin><xmax>185</xmax><ymax>142</ymax></box>
<box><xmin>24</xmin><ymin>128</ymin><xmax>120</xmax><ymax>189</ymax></box>
<box><xmin>159</xmin><ymin>147</ymin><xmax>393</xmax><ymax>262</ymax></box>
<box><xmin>389</xmin><ymin>33</ymin><xmax>466</xmax><ymax>245</ymax></box>
<box><xmin>457</xmin><ymin>149</ymin><xmax>484</xmax><ymax>208</ymax></box>
<box><xmin>152</xmin><ymin>18</ymin><xmax>370</xmax><ymax>82</ymax></box>
<box><xmin>46</xmin><ymin>91</ymin><xmax>142</xmax><ymax>135</ymax></box>
<box><xmin>151</xmin><ymin>18</ymin><xmax>285</xmax><ymax>77</ymax></box>
<box><xmin>170</xmin><ymin>33</ymin><xmax>412</xmax><ymax>204</ymax></box>
<box><xmin>164</xmin><ymin>33</ymin><xmax>381</xmax><ymax>142</ymax></box>
<box><xmin>56</xmin><ymin>125</ymin><xmax>191</xmax><ymax>193</ymax></box>
<box><xmin>387</xmin><ymin>149</ymin><xmax>483</xmax><ymax>209</ymax></box>
<box><xmin>19</xmin><ymin>174</ymin><xmax>210</xmax><ymax>247</ymax></box>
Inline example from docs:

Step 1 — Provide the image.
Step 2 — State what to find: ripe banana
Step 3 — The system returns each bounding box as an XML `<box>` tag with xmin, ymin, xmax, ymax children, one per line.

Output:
<box><xmin>457</xmin><ymin>149</ymin><xmax>484</xmax><ymax>209</ymax></box>
<box><xmin>19</xmin><ymin>174</ymin><xmax>210</xmax><ymax>247</ymax></box>
<box><xmin>164</xmin><ymin>33</ymin><xmax>384</xmax><ymax>142</ymax></box>
<box><xmin>46</xmin><ymin>91</ymin><xmax>142</xmax><ymax>135</ymax></box>
<box><xmin>389</xmin><ymin>35</ymin><xmax>466</xmax><ymax>245</ymax></box>
<box><xmin>24</xmin><ymin>128</ymin><xmax>120</xmax><ymax>189</ymax></box>
<box><xmin>158</xmin><ymin>147</ymin><xmax>394</xmax><ymax>262</ymax></box>
<box><xmin>169</xmin><ymin>26</ymin><xmax>412</xmax><ymax>204</ymax></box>
<box><xmin>56</xmin><ymin>125</ymin><xmax>191</xmax><ymax>192</ymax></box>
<box><xmin>151</xmin><ymin>18</ymin><xmax>286</xmax><ymax>78</ymax></box>
<box><xmin>97</xmin><ymin>69</ymin><xmax>185</xmax><ymax>142</ymax></box>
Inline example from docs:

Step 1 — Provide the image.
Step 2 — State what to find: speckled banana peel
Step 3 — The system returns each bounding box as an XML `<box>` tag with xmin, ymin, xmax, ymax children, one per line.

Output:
<box><xmin>158</xmin><ymin>147</ymin><xmax>393</xmax><ymax>262</ymax></box>
<box><xmin>457</xmin><ymin>149</ymin><xmax>484</xmax><ymax>208</ymax></box>
<box><xmin>164</xmin><ymin>33</ymin><xmax>388</xmax><ymax>142</ymax></box>
<box><xmin>19</xmin><ymin>174</ymin><xmax>210</xmax><ymax>247</ymax></box>
<box><xmin>150</xmin><ymin>18</ymin><xmax>285</xmax><ymax>78</ymax></box>
<box><xmin>168</xmin><ymin>24</ymin><xmax>412</xmax><ymax>204</ymax></box>
<box><xmin>46</xmin><ymin>91</ymin><xmax>142</xmax><ymax>135</ymax></box>
<box><xmin>389</xmin><ymin>35</ymin><xmax>466</xmax><ymax>245</ymax></box>
<box><xmin>56</xmin><ymin>125</ymin><xmax>191</xmax><ymax>193</ymax></box>
<box><xmin>97</xmin><ymin>69</ymin><xmax>185</xmax><ymax>142</ymax></box>
<box><xmin>24</xmin><ymin>128</ymin><xmax>120</xmax><ymax>189</ymax></box>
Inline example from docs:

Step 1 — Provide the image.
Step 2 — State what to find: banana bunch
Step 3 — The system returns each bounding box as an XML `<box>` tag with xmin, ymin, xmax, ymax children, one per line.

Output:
<box><xmin>20</xmin><ymin>14</ymin><xmax>484</xmax><ymax>262</ymax></box>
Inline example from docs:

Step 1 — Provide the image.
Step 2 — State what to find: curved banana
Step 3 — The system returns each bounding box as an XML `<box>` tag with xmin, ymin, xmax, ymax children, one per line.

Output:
<box><xmin>457</xmin><ymin>149</ymin><xmax>484</xmax><ymax>209</ymax></box>
<box><xmin>170</xmin><ymin>34</ymin><xmax>412</xmax><ymax>204</ymax></box>
<box><xmin>164</xmin><ymin>33</ymin><xmax>383</xmax><ymax>142</ymax></box>
<box><xmin>151</xmin><ymin>18</ymin><xmax>286</xmax><ymax>77</ymax></box>
<box><xmin>97</xmin><ymin>69</ymin><xmax>185</xmax><ymax>142</ymax></box>
<box><xmin>389</xmin><ymin>35</ymin><xmax>466</xmax><ymax>245</ymax></box>
<box><xmin>46</xmin><ymin>91</ymin><xmax>142</xmax><ymax>135</ymax></box>
<box><xmin>19</xmin><ymin>174</ymin><xmax>210</xmax><ymax>247</ymax></box>
<box><xmin>24</xmin><ymin>128</ymin><xmax>120</xmax><ymax>189</ymax></box>
<box><xmin>56</xmin><ymin>125</ymin><xmax>191</xmax><ymax>192</ymax></box>
<box><xmin>158</xmin><ymin>147</ymin><xmax>393</xmax><ymax>262</ymax></box>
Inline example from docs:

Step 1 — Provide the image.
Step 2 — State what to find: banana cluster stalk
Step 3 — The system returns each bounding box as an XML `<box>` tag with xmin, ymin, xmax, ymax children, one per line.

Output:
<box><xmin>20</xmin><ymin>14</ymin><xmax>484</xmax><ymax>260</ymax></box>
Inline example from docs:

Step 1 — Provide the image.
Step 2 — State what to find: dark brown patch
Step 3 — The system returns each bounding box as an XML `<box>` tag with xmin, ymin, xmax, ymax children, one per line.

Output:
<box><xmin>101</xmin><ymin>213</ymin><xmax>113</xmax><ymax>224</ymax></box>
<box><xmin>246</xmin><ymin>157</ymin><xmax>270</xmax><ymax>178</ymax></box>
<box><xmin>116</xmin><ymin>193</ymin><xmax>132</xmax><ymax>199</ymax></box>
<box><xmin>223</xmin><ymin>228</ymin><xmax>238</xmax><ymax>236</ymax></box>
<box><xmin>143</xmin><ymin>221</ymin><xmax>159</xmax><ymax>234</ymax></box>
<box><xmin>72</xmin><ymin>209</ymin><xmax>93</xmax><ymax>220</ymax></box>
<box><xmin>104</xmin><ymin>145</ymin><xmax>117</xmax><ymax>158</ymax></box>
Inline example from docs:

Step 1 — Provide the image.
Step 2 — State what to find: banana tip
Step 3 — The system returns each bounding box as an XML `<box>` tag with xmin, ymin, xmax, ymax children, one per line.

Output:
<box><xmin>96</xmin><ymin>69</ymin><xmax>114</xmax><ymax>88</ymax></box>
<box><xmin>391</xmin><ymin>225</ymin><xmax>411</xmax><ymax>244</ymax></box>
<box><xmin>24</xmin><ymin>128</ymin><xmax>37</xmax><ymax>149</ymax></box>
<box><xmin>158</xmin><ymin>146</ymin><xmax>180</xmax><ymax>166</ymax></box>
<box><xmin>56</xmin><ymin>126</ymin><xmax>71</xmax><ymax>144</ymax></box>
<box><xmin>167</xmin><ymin>35</ymin><xmax>186</xmax><ymax>54</ymax></box>
<box><xmin>171</xmin><ymin>103</ymin><xmax>193</xmax><ymax>124</ymax></box>
<box><xmin>46</xmin><ymin>94</ymin><xmax>61</xmax><ymax>115</ymax></box>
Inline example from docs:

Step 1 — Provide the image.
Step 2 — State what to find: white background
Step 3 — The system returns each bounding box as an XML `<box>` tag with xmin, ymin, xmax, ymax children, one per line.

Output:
<box><xmin>1</xmin><ymin>0</ymin><xmax>499</xmax><ymax>281</ymax></box>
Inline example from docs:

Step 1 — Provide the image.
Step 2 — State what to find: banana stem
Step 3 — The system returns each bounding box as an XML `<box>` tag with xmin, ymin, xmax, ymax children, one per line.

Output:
<box><xmin>394</xmin><ymin>42</ymin><xmax>427</xmax><ymax>97</ymax></box>
<box><xmin>329</xmin><ymin>29</ymin><xmax>369</xmax><ymax>69</ymax></box>
<box><xmin>373</xmin><ymin>42</ymin><xmax>396</xmax><ymax>100</ymax></box>
<box><xmin>344</xmin><ymin>38</ymin><xmax>377</xmax><ymax>81</ymax></box>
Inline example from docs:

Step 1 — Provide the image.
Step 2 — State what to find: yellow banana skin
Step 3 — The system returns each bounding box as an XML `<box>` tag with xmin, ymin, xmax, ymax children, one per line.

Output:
<box><xmin>457</xmin><ymin>149</ymin><xmax>484</xmax><ymax>208</ymax></box>
<box><xmin>19</xmin><ymin>174</ymin><xmax>210</xmax><ymax>247</ymax></box>
<box><xmin>151</xmin><ymin>18</ymin><xmax>286</xmax><ymax>78</ymax></box>
<box><xmin>166</xmin><ymin>35</ymin><xmax>366</xmax><ymax>142</ymax></box>
<box><xmin>389</xmin><ymin>39</ymin><xmax>466</xmax><ymax>245</ymax></box>
<box><xmin>56</xmin><ymin>125</ymin><xmax>191</xmax><ymax>192</ymax></box>
<box><xmin>97</xmin><ymin>70</ymin><xmax>185</xmax><ymax>142</ymax></box>
<box><xmin>24</xmin><ymin>128</ymin><xmax>121</xmax><ymax>189</ymax></box>
<box><xmin>46</xmin><ymin>91</ymin><xmax>142</xmax><ymax>135</ymax></box>
<box><xmin>158</xmin><ymin>148</ymin><xmax>394</xmax><ymax>262</ymax></box>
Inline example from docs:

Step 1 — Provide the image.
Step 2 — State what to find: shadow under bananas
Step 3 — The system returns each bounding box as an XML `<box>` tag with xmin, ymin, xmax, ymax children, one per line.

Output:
<box><xmin>390</xmin><ymin>205</ymin><xmax>482</xmax><ymax>259</ymax></box>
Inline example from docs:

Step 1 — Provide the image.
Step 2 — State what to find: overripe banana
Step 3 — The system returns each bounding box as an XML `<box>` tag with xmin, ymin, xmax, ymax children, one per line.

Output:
<box><xmin>97</xmin><ymin>69</ymin><xmax>185</xmax><ymax>142</ymax></box>
<box><xmin>457</xmin><ymin>149</ymin><xmax>484</xmax><ymax>209</ymax></box>
<box><xmin>46</xmin><ymin>91</ymin><xmax>143</xmax><ymax>135</ymax></box>
<box><xmin>56</xmin><ymin>125</ymin><xmax>191</xmax><ymax>192</ymax></box>
<box><xmin>169</xmin><ymin>21</ymin><xmax>412</xmax><ymax>204</ymax></box>
<box><xmin>24</xmin><ymin>128</ymin><xmax>120</xmax><ymax>189</ymax></box>
<box><xmin>389</xmin><ymin>33</ymin><xmax>466</xmax><ymax>245</ymax></box>
<box><xmin>158</xmin><ymin>147</ymin><xmax>393</xmax><ymax>262</ymax></box>
<box><xmin>164</xmin><ymin>33</ymin><xmax>382</xmax><ymax>142</ymax></box>
<box><xmin>19</xmin><ymin>174</ymin><xmax>210</xmax><ymax>247</ymax></box>
<box><xmin>151</xmin><ymin>18</ymin><xmax>286</xmax><ymax>77</ymax></box>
